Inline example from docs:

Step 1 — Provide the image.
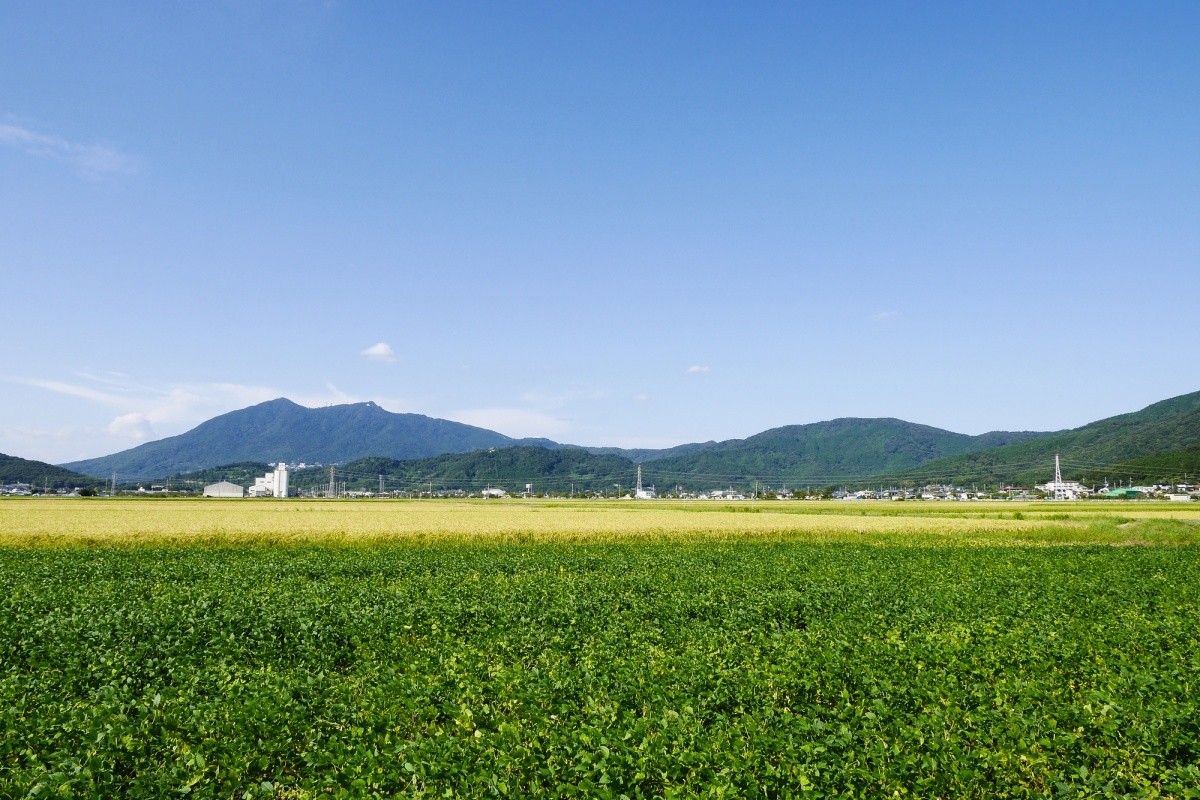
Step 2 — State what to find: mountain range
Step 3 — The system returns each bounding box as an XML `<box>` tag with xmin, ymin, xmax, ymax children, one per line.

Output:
<box><xmin>31</xmin><ymin>389</ymin><xmax>1199</xmax><ymax>490</ymax></box>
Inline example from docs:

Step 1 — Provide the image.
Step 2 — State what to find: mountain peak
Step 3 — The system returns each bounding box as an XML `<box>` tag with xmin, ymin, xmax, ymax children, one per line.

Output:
<box><xmin>62</xmin><ymin>399</ymin><xmax>518</xmax><ymax>480</ymax></box>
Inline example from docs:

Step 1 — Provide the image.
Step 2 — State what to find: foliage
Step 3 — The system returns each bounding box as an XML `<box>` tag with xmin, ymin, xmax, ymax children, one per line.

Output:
<box><xmin>886</xmin><ymin>390</ymin><xmax>1200</xmax><ymax>487</ymax></box>
<box><xmin>1</xmin><ymin>508</ymin><xmax>1198</xmax><ymax>797</ymax></box>
<box><xmin>1072</xmin><ymin>446</ymin><xmax>1200</xmax><ymax>487</ymax></box>
<box><xmin>0</xmin><ymin>453</ymin><xmax>99</xmax><ymax>489</ymax></box>
<box><xmin>168</xmin><ymin>461</ymin><xmax>273</xmax><ymax>486</ymax></box>
<box><xmin>290</xmin><ymin>448</ymin><xmax>640</xmax><ymax>495</ymax></box>
<box><xmin>645</xmin><ymin>418</ymin><xmax>1049</xmax><ymax>487</ymax></box>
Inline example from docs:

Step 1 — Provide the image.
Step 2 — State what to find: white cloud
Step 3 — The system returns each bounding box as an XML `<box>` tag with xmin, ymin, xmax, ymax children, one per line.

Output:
<box><xmin>0</xmin><ymin>121</ymin><xmax>142</xmax><ymax>179</ymax></box>
<box><xmin>361</xmin><ymin>342</ymin><xmax>397</xmax><ymax>363</ymax></box>
<box><xmin>448</xmin><ymin>408</ymin><xmax>572</xmax><ymax>439</ymax></box>
<box><xmin>872</xmin><ymin>310</ymin><xmax>901</xmax><ymax>322</ymax></box>
<box><xmin>686</xmin><ymin>365</ymin><xmax>710</xmax><ymax>374</ymax></box>
<box><xmin>108</xmin><ymin>412</ymin><xmax>155</xmax><ymax>441</ymax></box>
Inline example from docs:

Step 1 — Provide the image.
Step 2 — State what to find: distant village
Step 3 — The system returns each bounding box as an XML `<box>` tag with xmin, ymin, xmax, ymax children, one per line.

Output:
<box><xmin>5</xmin><ymin>456</ymin><xmax>1195</xmax><ymax>502</ymax></box>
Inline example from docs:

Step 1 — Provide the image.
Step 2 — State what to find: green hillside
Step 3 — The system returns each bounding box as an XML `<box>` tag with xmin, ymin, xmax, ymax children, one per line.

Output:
<box><xmin>885</xmin><ymin>390</ymin><xmax>1200</xmax><ymax>486</ymax></box>
<box><xmin>62</xmin><ymin>399</ymin><xmax>526</xmax><ymax>481</ymax></box>
<box><xmin>1072</xmin><ymin>447</ymin><xmax>1200</xmax><ymax>487</ymax></box>
<box><xmin>166</xmin><ymin>462</ymin><xmax>274</xmax><ymax>488</ymax></box>
<box><xmin>285</xmin><ymin>447</ymin><xmax>639</xmax><ymax>495</ymax></box>
<box><xmin>0</xmin><ymin>454</ymin><xmax>98</xmax><ymax>489</ymax></box>
<box><xmin>640</xmin><ymin>418</ymin><xmax>1048</xmax><ymax>488</ymax></box>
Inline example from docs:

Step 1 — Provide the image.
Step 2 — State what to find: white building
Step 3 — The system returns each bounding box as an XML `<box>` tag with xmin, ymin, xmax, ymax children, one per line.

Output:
<box><xmin>249</xmin><ymin>463</ymin><xmax>290</xmax><ymax>498</ymax></box>
<box><xmin>203</xmin><ymin>481</ymin><xmax>245</xmax><ymax>498</ymax></box>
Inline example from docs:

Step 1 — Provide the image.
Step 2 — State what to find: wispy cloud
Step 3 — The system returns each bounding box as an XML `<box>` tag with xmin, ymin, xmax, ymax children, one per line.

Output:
<box><xmin>360</xmin><ymin>342</ymin><xmax>397</xmax><ymax>363</ymax></box>
<box><xmin>0</xmin><ymin>121</ymin><xmax>142</xmax><ymax>179</ymax></box>
<box><xmin>872</xmin><ymin>310</ymin><xmax>901</xmax><ymax>322</ymax></box>
<box><xmin>686</xmin><ymin>365</ymin><xmax>710</xmax><ymax>374</ymax></box>
<box><xmin>14</xmin><ymin>377</ymin><xmax>128</xmax><ymax>408</ymax></box>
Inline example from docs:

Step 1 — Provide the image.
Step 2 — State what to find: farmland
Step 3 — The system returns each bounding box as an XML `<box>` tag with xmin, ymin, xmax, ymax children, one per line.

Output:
<box><xmin>2</xmin><ymin>499</ymin><xmax>1199</xmax><ymax>797</ymax></box>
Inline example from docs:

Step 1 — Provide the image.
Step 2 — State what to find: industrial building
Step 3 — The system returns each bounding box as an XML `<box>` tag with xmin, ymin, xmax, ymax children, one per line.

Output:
<box><xmin>202</xmin><ymin>481</ymin><xmax>245</xmax><ymax>498</ymax></box>
<box><xmin>248</xmin><ymin>463</ymin><xmax>291</xmax><ymax>497</ymax></box>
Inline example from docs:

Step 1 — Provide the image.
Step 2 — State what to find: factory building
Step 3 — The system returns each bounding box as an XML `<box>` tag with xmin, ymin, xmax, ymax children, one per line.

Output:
<box><xmin>248</xmin><ymin>462</ymin><xmax>291</xmax><ymax>497</ymax></box>
<box><xmin>203</xmin><ymin>481</ymin><xmax>245</xmax><ymax>498</ymax></box>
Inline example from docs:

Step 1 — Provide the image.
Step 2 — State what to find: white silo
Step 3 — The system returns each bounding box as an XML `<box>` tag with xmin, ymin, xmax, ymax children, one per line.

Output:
<box><xmin>273</xmin><ymin>462</ymin><xmax>290</xmax><ymax>498</ymax></box>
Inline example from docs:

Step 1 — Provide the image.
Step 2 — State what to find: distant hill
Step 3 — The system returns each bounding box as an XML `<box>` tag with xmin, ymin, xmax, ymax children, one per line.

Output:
<box><xmin>884</xmin><ymin>390</ymin><xmax>1200</xmax><ymax>486</ymax></box>
<box><xmin>63</xmin><ymin>398</ymin><xmax>532</xmax><ymax>481</ymax></box>
<box><xmin>639</xmin><ymin>418</ymin><xmax>1049</xmax><ymax>488</ymax></box>
<box><xmin>0</xmin><ymin>453</ymin><xmax>98</xmax><ymax>488</ymax></box>
<box><xmin>287</xmin><ymin>447</ymin><xmax>638</xmax><ymax>495</ymax></box>
<box><xmin>166</xmin><ymin>462</ymin><xmax>273</xmax><ymax>488</ymax></box>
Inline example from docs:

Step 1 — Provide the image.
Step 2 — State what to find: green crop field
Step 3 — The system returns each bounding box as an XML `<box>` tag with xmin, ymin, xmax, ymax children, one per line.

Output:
<box><xmin>1</xmin><ymin>499</ymin><xmax>1199</xmax><ymax>798</ymax></box>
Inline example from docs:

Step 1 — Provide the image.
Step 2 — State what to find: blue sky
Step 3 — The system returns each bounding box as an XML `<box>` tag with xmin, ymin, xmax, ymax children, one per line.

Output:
<box><xmin>2</xmin><ymin>1</ymin><xmax>1198</xmax><ymax>463</ymax></box>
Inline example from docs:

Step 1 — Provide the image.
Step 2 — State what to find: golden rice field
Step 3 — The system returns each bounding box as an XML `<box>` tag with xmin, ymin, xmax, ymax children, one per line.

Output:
<box><xmin>2</xmin><ymin>496</ymin><xmax>1198</xmax><ymax>547</ymax></box>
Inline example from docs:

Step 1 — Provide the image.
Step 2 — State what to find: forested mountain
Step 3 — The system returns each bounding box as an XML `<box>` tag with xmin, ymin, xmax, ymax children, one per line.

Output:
<box><xmin>62</xmin><ymin>399</ymin><xmax>532</xmax><ymax>480</ymax></box>
<box><xmin>54</xmin><ymin>390</ymin><xmax>1200</xmax><ymax>490</ymax></box>
<box><xmin>640</xmin><ymin>419</ymin><xmax>1049</xmax><ymax>486</ymax></box>
<box><xmin>0</xmin><ymin>453</ymin><xmax>97</xmax><ymax>488</ymax></box>
<box><xmin>884</xmin><ymin>390</ymin><xmax>1200</xmax><ymax>486</ymax></box>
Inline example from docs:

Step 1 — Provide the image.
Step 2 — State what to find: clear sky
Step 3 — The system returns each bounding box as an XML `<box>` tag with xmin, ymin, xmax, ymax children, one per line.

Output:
<box><xmin>2</xmin><ymin>1</ymin><xmax>1198</xmax><ymax>464</ymax></box>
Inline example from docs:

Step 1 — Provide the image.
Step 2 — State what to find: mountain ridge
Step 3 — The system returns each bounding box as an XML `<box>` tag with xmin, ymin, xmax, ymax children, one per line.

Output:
<box><xmin>55</xmin><ymin>389</ymin><xmax>1200</xmax><ymax>487</ymax></box>
<box><xmin>883</xmin><ymin>390</ymin><xmax>1200</xmax><ymax>487</ymax></box>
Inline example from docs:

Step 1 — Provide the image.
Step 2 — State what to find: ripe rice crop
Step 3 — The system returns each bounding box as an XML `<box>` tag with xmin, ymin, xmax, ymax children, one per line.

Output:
<box><xmin>1</xmin><ymin>499</ymin><xmax>1198</xmax><ymax>797</ymax></box>
<box><xmin>2</xmin><ymin>498</ymin><xmax>1199</xmax><ymax>547</ymax></box>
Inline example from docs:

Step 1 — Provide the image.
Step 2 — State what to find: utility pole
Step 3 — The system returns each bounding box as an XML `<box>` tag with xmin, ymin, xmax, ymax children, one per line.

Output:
<box><xmin>329</xmin><ymin>466</ymin><xmax>335</xmax><ymax>499</ymax></box>
<box><xmin>379</xmin><ymin>474</ymin><xmax>384</xmax><ymax>497</ymax></box>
